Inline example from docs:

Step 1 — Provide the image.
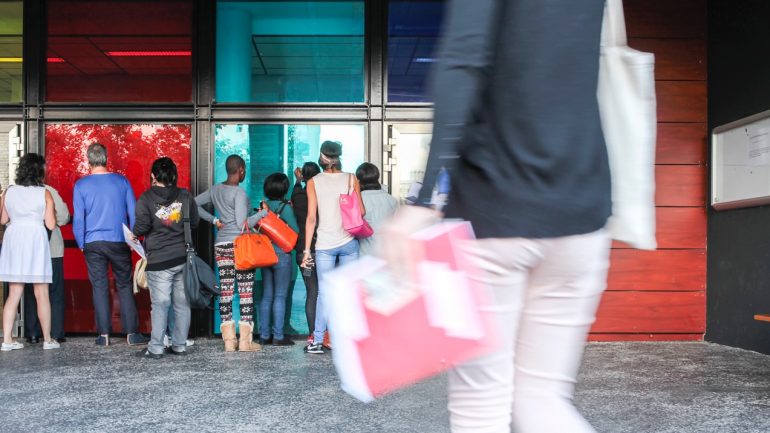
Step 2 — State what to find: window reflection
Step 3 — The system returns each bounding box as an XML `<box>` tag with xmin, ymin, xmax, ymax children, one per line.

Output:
<box><xmin>46</xmin><ymin>0</ymin><xmax>193</xmax><ymax>102</ymax></box>
<box><xmin>387</xmin><ymin>0</ymin><xmax>445</xmax><ymax>103</ymax></box>
<box><xmin>0</xmin><ymin>1</ymin><xmax>23</xmax><ymax>103</ymax></box>
<box><xmin>213</xmin><ymin>123</ymin><xmax>366</xmax><ymax>333</ymax></box>
<box><xmin>216</xmin><ymin>1</ymin><xmax>365</xmax><ymax>103</ymax></box>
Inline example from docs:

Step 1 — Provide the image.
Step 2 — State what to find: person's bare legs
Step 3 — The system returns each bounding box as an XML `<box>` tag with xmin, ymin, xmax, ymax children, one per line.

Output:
<box><xmin>2</xmin><ymin>283</ymin><xmax>23</xmax><ymax>343</ymax></box>
<box><xmin>33</xmin><ymin>283</ymin><xmax>53</xmax><ymax>343</ymax></box>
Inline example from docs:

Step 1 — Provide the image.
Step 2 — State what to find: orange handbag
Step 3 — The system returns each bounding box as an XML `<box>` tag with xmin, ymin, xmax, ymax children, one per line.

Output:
<box><xmin>233</xmin><ymin>225</ymin><xmax>279</xmax><ymax>270</ymax></box>
<box><xmin>258</xmin><ymin>203</ymin><xmax>298</xmax><ymax>253</ymax></box>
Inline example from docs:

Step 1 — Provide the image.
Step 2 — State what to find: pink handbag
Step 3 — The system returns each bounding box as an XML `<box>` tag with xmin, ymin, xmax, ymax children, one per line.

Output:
<box><xmin>340</xmin><ymin>174</ymin><xmax>373</xmax><ymax>238</ymax></box>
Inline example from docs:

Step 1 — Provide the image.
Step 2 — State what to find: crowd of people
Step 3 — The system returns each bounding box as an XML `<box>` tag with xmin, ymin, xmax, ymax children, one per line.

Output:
<box><xmin>0</xmin><ymin>140</ymin><xmax>399</xmax><ymax>357</ymax></box>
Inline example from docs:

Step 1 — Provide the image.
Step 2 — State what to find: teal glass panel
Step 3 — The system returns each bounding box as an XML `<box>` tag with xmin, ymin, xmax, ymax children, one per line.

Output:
<box><xmin>212</xmin><ymin>123</ymin><xmax>366</xmax><ymax>333</ymax></box>
<box><xmin>216</xmin><ymin>1</ymin><xmax>365</xmax><ymax>103</ymax></box>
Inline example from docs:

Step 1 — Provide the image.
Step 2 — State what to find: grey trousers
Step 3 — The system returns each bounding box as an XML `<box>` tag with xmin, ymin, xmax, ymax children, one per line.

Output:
<box><xmin>146</xmin><ymin>264</ymin><xmax>189</xmax><ymax>355</ymax></box>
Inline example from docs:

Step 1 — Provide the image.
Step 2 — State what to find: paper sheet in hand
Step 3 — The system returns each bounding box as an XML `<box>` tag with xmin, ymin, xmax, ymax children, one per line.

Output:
<box><xmin>122</xmin><ymin>224</ymin><xmax>146</xmax><ymax>259</ymax></box>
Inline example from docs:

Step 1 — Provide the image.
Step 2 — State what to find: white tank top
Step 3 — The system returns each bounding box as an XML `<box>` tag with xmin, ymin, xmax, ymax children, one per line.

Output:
<box><xmin>313</xmin><ymin>172</ymin><xmax>354</xmax><ymax>250</ymax></box>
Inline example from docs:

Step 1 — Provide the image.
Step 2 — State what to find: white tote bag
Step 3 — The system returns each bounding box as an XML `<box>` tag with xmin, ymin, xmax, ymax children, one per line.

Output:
<box><xmin>598</xmin><ymin>0</ymin><xmax>658</xmax><ymax>250</ymax></box>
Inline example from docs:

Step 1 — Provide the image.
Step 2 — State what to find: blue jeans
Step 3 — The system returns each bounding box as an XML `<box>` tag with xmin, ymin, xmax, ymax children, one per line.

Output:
<box><xmin>146</xmin><ymin>264</ymin><xmax>189</xmax><ymax>355</ymax></box>
<box><xmin>259</xmin><ymin>250</ymin><xmax>292</xmax><ymax>340</ymax></box>
<box><xmin>313</xmin><ymin>239</ymin><xmax>359</xmax><ymax>344</ymax></box>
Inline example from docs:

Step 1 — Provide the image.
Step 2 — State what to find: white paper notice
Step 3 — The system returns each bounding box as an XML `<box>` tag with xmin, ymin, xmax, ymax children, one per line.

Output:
<box><xmin>747</xmin><ymin>126</ymin><xmax>770</xmax><ymax>166</ymax></box>
<box><xmin>123</xmin><ymin>224</ymin><xmax>146</xmax><ymax>259</ymax></box>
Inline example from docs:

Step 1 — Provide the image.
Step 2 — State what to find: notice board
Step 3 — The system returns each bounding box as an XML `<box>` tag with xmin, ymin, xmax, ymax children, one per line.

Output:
<box><xmin>712</xmin><ymin>109</ymin><xmax>770</xmax><ymax>210</ymax></box>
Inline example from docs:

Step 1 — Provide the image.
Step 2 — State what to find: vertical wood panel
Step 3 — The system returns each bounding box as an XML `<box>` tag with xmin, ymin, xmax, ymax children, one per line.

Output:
<box><xmin>592</xmin><ymin>291</ymin><xmax>706</xmax><ymax>333</ymax></box>
<box><xmin>598</xmin><ymin>0</ymin><xmax>707</xmax><ymax>341</ymax></box>
<box><xmin>657</xmin><ymin>81</ymin><xmax>708</xmax><ymax>123</ymax></box>
<box><xmin>628</xmin><ymin>38</ymin><xmax>707</xmax><ymax>81</ymax></box>
<box><xmin>625</xmin><ymin>0</ymin><xmax>707</xmax><ymax>38</ymax></box>
<box><xmin>608</xmin><ymin>249</ymin><xmax>706</xmax><ymax>291</ymax></box>
<box><xmin>655</xmin><ymin>165</ymin><xmax>707</xmax><ymax>206</ymax></box>
<box><xmin>657</xmin><ymin>123</ymin><xmax>707</xmax><ymax>165</ymax></box>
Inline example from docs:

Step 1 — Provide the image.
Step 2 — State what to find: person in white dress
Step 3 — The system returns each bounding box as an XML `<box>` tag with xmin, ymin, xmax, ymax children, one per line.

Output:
<box><xmin>0</xmin><ymin>153</ymin><xmax>59</xmax><ymax>351</ymax></box>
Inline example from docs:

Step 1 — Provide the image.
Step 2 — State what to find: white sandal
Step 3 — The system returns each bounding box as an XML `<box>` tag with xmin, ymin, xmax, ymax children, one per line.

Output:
<box><xmin>1</xmin><ymin>341</ymin><xmax>24</xmax><ymax>351</ymax></box>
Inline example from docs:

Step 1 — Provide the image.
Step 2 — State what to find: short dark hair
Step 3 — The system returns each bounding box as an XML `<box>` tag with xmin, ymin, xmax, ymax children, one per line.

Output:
<box><xmin>263</xmin><ymin>172</ymin><xmax>290</xmax><ymax>200</ymax></box>
<box><xmin>356</xmin><ymin>162</ymin><xmax>382</xmax><ymax>191</ymax></box>
<box><xmin>151</xmin><ymin>157</ymin><xmax>178</xmax><ymax>187</ymax></box>
<box><xmin>15</xmin><ymin>153</ymin><xmax>46</xmax><ymax>187</ymax></box>
<box><xmin>225</xmin><ymin>154</ymin><xmax>245</xmax><ymax>175</ymax></box>
<box><xmin>318</xmin><ymin>140</ymin><xmax>342</xmax><ymax>170</ymax></box>
<box><xmin>301</xmin><ymin>162</ymin><xmax>321</xmax><ymax>183</ymax></box>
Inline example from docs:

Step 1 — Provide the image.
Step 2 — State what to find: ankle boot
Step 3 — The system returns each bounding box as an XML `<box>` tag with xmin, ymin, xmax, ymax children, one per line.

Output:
<box><xmin>220</xmin><ymin>321</ymin><xmax>237</xmax><ymax>352</ymax></box>
<box><xmin>238</xmin><ymin>321</ymin><xmax>262</xmax><ymax>352</ymax></box>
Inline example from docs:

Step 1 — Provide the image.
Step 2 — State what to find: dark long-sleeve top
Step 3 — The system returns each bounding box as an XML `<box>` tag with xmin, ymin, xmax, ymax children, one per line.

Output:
<box><xmin>133</xmin><ymin>186</ymin><xmax>199</xmax><ymax>271</ymax></box>
<box><xmin>418</xmin><ymin>0</ymin><xmax>612</xmax><ymax>239</ymax></box>
<box><xmin>291</xmin><ymin>181</ymin><xmax>316</xmax><ymax>253</ymax></box>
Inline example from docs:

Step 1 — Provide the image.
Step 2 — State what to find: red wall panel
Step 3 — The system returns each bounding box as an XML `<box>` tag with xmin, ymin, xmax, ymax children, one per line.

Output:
<box><xmin>608</xmin><ymin>249</ymin><xmax>706</xmax><ymax>291</ymax></box>
<box><xmin>656</xmin><ymin>123</ymin><xmax>707</xmax><ymax>165</ymax></box>
<box><xmin>593</xmin><ymin>0</ymin><xmax>707</xmax><ymax>340</ymax></box>
<box><xmin>593</xmin><ymin>291</ymin><xmax>706</xmax><ymax>334</ymax></box>
<box><xmin>46</xmin><ymin>124</ymin><xmax>191</xmax><ymax>335</ymax></box>
<box><xmin>655</xmin><ymin>165</ymin><xmax>707</xmax><ymax>207</ymax></box>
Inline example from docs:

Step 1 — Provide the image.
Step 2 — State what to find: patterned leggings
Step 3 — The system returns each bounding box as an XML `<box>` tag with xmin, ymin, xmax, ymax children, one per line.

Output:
<box><xmin>215</xmin><ymin>243</ymin><xmax>255</xmax><ymax>323</ymax></box>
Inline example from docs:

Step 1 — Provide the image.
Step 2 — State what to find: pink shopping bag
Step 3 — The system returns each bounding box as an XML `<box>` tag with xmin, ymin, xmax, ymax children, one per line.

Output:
<box><xmin>323</xmin><ymin>220</ymin><xmax>498</xmax><ymax>401</ymax></box>
<box><xmin>340</xmin><ymin>174</ymin><xmax>374</xmax><ymax>238</ymax></box>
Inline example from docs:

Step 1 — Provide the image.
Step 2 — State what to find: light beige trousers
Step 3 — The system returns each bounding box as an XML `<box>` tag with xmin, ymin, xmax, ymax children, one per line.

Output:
<box><xmin>449</xmin><ymin>229</ymin><xmax>611</xmax><ymax>433</ymax></box>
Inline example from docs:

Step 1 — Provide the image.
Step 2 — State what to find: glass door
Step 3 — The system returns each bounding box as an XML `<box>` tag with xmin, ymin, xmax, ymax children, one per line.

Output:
<box><xmin>384</xmin><ymin>123</ymin><xmax>432</xmax><ymax>203</ymax></box>
<box><xmin>0</xmin><ymin>121</ymin><xmax>23</xmax><ymax>336</ymax></box>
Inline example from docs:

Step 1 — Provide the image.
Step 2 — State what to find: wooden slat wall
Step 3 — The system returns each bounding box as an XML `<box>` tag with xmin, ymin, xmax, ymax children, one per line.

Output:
<box><xmin>590</xmin><ymin>0</ymin><xmax>707</xmax><ymax>340</ymax></box>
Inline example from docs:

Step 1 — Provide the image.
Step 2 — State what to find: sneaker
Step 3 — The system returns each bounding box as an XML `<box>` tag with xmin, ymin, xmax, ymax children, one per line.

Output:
<box><xmin>167</xmin><ymin>348</ymin><xmax>187</xmax><ymax>356</ymax></box>
<box><xmin>1</xmin><ymin>341</ymin><xmax>24</xmax><ymax>351</ymax></box>
<box><xmin>127</xmin><ymin>333</ymin><xmax>150</xmax><ymax>346</ymax></box>
<box><xmin>165</xmin><ymin>334</ymin><xmax>195</xmax><ymax>348</ymax></box>
<box><xmin>304</xmin><ymin>343</ymin><xmax>324</xmax><ymax>354</ymax></box>
<box><xmin>258</xmin><ymin>336</ymin><xmax>273</xmax><ymax>346</ymax></box>
<box><xmin>273</xmin><ymin>337</ymin><xmax>296</xmax><ymax>346</ymax></box>
<box><xmin>138</xmin><ymin>349</ymin><xmax>163</xmax><ymax>360</ymax></box>
<box><xmin>95</xmin><ymin>335</ymin><xmax>110</xmax><ymax>346</ymax></box>
<box><xmin>43</xmin><ymin>340</ymin><xmax>61</xmax><ymax>350</ymax></box>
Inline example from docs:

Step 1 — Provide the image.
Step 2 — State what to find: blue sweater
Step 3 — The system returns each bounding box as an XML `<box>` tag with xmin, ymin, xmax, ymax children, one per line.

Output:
<box><xmin>73</xmin><ymin>173</ymin><xmax>136</xmax><ymax>249</ymax></box>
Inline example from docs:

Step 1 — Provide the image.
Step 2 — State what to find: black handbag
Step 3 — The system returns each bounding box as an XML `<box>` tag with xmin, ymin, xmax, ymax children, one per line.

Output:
<box><xmin>181</xmin><ymin>193</ymin><xmax>219</xmax><ymax>309</ymax></box>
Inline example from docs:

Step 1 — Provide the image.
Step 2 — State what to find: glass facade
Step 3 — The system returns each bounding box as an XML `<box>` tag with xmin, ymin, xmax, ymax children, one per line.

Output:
<box><xmin>212</xmin><ymin>123</ymin><xmax>366</xmax><ymax>333</ymax></box>
<box><xmin>0</xmin><ymin>1</ymin><xmax>22</xmax><ymax>103</ymax></box>
<box><xmin>216</xmin><ymin>1</ymin><xmax>365</xmax><ymax>103</ymax></box>
<box><xmin>387</xmin><ymin>0</ymin><xmax>445</xmax><ymax>102</ymax></box>
<box><xmin>45</xmin><ymin>124</ymin><xmax>192</xmax><ymax>333</ymax></box>
<box><xmin>2</xmin><ymin>0</ymin><xmax>442</xmax><ymax>336</ymax></box>
<box><xmin>46</xmin><ymin>0</ymin><xmax>193</xmax><ymax>102</ymax></box>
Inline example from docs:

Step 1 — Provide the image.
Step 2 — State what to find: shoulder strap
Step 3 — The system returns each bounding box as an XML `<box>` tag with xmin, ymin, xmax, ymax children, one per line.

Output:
<box><xmin>601</xmin><ymin>0</ymin><xmax>628</xmax><ymax>47</ymax></box>
<box><xmin>274</xmin><ymin>201</ymin><xmax>289</xmax><ymax>220</ymax></box>
<box><xmin>348</xmin><ymin>173</ymin><xmax>354</xmax><ymax>194</ymax></box>
<box><xmin>181</xmin><ymin>190</ymin><xmax>193</xmax><ymax>251</ymax></box>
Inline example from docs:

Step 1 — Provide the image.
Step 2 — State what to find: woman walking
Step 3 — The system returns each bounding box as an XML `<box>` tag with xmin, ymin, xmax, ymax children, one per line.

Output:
<box><xmin>259</xmin><ymin>173</ymin><xmax>299</xmax><ymax>346</ymax></box>
<box><xmin>302</xmin><ymin>141</ymin><xmax>364</xmax><ymax>354</ymax></box>
<box><xmin>0</xmin><ymin>153</ymin><xmax>59</xmax><ymax>351</ymax></box>
<box><xmin>132</xmin><ymin>157</ymin><xmax>199</xmax><ymax>358</ymax></box>
<box><xmin>355</xmin><ymin>163</ymin><xmax>398</xmax><ymax>256</ymax></box>
<box><xmin>196</xmin><ymin>155</ymin><xmax>266</xmax><ymax>352</ymax></box>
